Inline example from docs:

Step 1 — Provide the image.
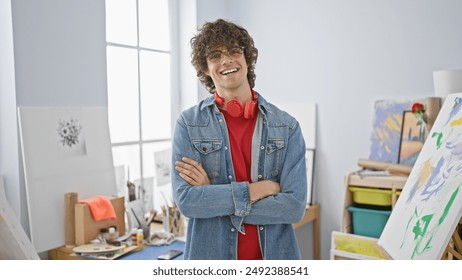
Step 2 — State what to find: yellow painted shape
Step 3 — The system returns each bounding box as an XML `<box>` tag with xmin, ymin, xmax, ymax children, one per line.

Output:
<box><xmin>334</xmin><ymin>234</ymin><xmax>387</xmax><ymax>259</ymax></box>
<box><xmin>385</xmin><ymin>114</ymin><xmax>402</xmax><ymax>131</ymax></box>
<box><xmin>450</xmin><ymin>117</ymin><xmax>462</xmax><ymax>126</ymax></box>
<box><xmin>419</xmin><ymin>159</ymin><xmax>433</xmax><ymax>187</ymax></box>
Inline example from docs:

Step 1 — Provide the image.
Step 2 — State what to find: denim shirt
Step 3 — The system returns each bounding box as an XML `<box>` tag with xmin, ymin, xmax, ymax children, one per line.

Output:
<box><xmin>171</xmin><ymin>93</ymin><xmax>307</xmax><ymax>260</ymax></box>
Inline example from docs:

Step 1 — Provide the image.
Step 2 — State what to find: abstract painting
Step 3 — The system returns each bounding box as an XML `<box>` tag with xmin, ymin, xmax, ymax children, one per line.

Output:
<box><xmin>369</xmin><ymin>99</ymin><xmax>424</xmax><ymax>163</ymax></box>
<box><xmin>398</xmin><ymin>111</ymin><xmax>429</xmax><ymax>166</ymax></box>
<box><xmin>379</xmin><ymin>93</ymin><xmax>462</xmax><ymax>259</ymax></box>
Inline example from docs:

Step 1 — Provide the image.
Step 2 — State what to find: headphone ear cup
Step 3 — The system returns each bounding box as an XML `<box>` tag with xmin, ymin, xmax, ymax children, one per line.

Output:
<box><xmin>226</xmin><ymin>99</ymin><xmax>244</xmax><ymax>118</ymax></box>
<box><xmin>214</xmin><ymin>92</ymin><xmax>225</xmax><ymax>107</ymax></box>
<box><xmin>244</xmin><ymin>100</ymin><xmax>257</xmax><ymax>119</ymax></box>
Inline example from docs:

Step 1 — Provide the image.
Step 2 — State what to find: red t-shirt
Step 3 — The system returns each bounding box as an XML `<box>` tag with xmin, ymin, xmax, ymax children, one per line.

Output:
<box><xmin>221</xmin><ymin>109</ymin><xmax>262</xmax><ymax>260</ymax></box>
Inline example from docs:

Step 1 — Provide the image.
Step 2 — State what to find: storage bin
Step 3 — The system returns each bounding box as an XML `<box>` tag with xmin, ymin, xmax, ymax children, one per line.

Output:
<box><xmin>347</xmin><ymin>204</ymin><xmax>391</xmax><ymax>238</ymax></box>
<box><xmin>348</xmin><ymin>186</ymin><xmax>392</xmax><ymax>206</ymax></box>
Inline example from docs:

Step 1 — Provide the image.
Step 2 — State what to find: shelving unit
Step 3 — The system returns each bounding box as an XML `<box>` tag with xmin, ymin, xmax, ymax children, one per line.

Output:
<box><xmin>331</xmin><ymin>171</ymin><xmax>407</xmax><ymax>260</ymax></box>
<box><xmin>341</xmin><ymin>172</ymin><xmax>407</xmax><ymax>235</ymax></box>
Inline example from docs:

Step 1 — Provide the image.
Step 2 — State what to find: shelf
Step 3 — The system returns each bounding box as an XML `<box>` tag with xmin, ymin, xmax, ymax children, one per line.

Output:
<box><xmin>346</xmin><ymin>172</ymin><xmax>407</xmax><ymax>190</ymax></box>
<box><xmin>341</xmin><ymin>172</ymin><xmax>408</xmax><ymax>241</ymax></box>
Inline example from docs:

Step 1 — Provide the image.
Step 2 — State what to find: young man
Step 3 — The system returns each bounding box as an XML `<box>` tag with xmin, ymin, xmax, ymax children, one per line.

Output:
<box><xmin>172</xmin><ymin>19</ymin><xmax>307</xmax><ymax>260</ymax></box>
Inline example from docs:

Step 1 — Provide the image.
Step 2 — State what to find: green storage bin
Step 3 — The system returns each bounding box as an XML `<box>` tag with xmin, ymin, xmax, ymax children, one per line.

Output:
<box><xmin>348</xmin><ymin>204</ymin><xmax>392</xmax><ymax>238</ymax></box>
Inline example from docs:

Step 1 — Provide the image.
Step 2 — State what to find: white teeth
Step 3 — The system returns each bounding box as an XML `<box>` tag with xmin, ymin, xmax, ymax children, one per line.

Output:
<box><xmin>221</xmin><ymin>69</ymin><xmax>238</xmax><ymax>75</ymax></box>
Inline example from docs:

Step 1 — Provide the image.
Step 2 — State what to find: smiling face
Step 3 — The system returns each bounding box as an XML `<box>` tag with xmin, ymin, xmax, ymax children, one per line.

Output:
<box><xmin>190</xmin><ymin>19</ymin><xmax>259</xmax><ymax>93</ymax></box>
<box><xmin>205</xmin><ymin>45</ymin><xmax>250</xmax><ymax>100</ymax></box>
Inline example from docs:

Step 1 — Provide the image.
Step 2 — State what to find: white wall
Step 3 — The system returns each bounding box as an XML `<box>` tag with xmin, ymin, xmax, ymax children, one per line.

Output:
<box><xmin>0</xmin><ymin>0</ymin><xmax>21</xmax><ymax>217</ymax></box>
<box><xmin>12</xmin><ymin>0</ymin><xmax>108</xmax><ymax>106</ymax></box>
<box><xmin>196</xmin><ymin>0</ymin><xmax>462</xmax><ymax>259</ymax></box>
<box><xmin>178</xmin><ymin>0</ymin><xmax>199</xmax><ymax>110</ymax></box>
<box><xmin>195</xmin><ymin>0</ymin><xmax>231</xmax><ymax>101</ymax></box>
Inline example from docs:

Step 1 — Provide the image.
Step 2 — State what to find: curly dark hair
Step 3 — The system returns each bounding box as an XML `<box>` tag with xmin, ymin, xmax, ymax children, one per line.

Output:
<box><xmin>190</xmin><ymin>19</ymin><xmax>258</xmax><ymax>93</ymax></box>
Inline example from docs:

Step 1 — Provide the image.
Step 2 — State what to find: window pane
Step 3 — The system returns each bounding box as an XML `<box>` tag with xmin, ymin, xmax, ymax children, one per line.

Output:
<box><xmin>105</xmin><ymin>0</ymin><xmax>137</xmax><ymax>46</ymax></box>
<box><xmin>139</xmin><ymin>50</ymin><xmax>171</xmax><ymax>140</ymax></box>
<box><xmin>142</xmin><ymin>141</ymin><xmax>171</xmax><ymax>179</ymax></box>
<box><xmin>112</xmin><ymin>145</ymin><xmax>141</xmax><ymax>182</ymax></box>
<box><xmin>107</xmin><ymin>46</ymin><xmax>140</xmax><ymax>143</ymax></box>
<box><xmin>138</xmin><ymin>0</ymin><xmax>170</xmax><ymax>51</ymax></box>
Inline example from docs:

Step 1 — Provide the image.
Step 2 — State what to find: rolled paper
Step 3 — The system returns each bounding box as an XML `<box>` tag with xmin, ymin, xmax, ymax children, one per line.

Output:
<box><xmin>357</xmin><ymin>159</ymin><xmax>412</xmax><ymax>176</ymax></box>
<box><xmin>433</xmin><ymin>69</ymin><xmax>462</xmax><ymax>101</ymax></box>
<box><xmin>425</xmin><ymin>97</ymin><xmax>442</xmax><ymax>130</ymax></box>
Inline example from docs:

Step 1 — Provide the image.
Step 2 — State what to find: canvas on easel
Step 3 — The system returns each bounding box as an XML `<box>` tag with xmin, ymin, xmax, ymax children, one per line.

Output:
<box><xmin>153</xmin><ymin>148</ymin><xmax>173</xmax><ymax>212</ymax></box>
<box><xmin>18</xmin><ymin>107</ymin><xmax>117</xmax><ymax>253</ymax></box>
<box><xmin>274</xmin><ymin>102</ymin><xmax>317</xmax><ymax>205</ymax></box>
<box><xmin>0</xmin><ymin>175</ymin><xmax>39</xmax><ymax>259</ymax></box>
<box><xmin>379</xmin><ymin>93</ymin><xmax>462</xmax><ymax>259</ymax></box>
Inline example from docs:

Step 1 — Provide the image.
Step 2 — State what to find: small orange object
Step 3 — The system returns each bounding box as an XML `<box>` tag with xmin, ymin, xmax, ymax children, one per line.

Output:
<box><xmin>79</xmin><ymin>196</ymin><xmax>117</xmax><ymax>221</ymax></box>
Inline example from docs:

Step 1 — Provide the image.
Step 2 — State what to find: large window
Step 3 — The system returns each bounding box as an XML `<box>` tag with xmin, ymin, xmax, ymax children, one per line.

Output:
<box><xmin>105</xmin><ymin>0</ymin><xmax>173</xmax><ymax>208</ymax></box>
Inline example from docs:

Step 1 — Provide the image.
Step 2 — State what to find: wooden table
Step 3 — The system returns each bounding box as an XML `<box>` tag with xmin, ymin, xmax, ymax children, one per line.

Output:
<box><xmin>50</xmin><ymin>204</ymin><xmax>321</xmax><ymax>260</ymax></box>
<box><xmin>293</xmin><ymin>204</ymin><xmax>320</xmax><ymax>260</ymax></box>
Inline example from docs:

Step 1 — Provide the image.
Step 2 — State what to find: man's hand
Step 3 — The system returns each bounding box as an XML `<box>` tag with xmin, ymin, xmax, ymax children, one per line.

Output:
<box><xmin>249</xmin><ymin>180</ymin><xmax>280</xmax><ymax>203</ymax></box>
<box><xmin>175</xmin><ymin>157</ymin><xmax>210</xmax><ymax>186</ymax></box>
<box><xmin>175</xmin><ymin>157</ymin><xmax>279</xmax><ymax>203</ymax></box>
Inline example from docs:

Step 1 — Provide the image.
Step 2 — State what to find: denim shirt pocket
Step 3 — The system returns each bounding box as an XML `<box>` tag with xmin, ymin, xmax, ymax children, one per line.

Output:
<box><xmin>192</xmin><ymin>140</ymin><xmax>222</xmax><ymax>179</ymax></box>
<box><xmin>265</xmin><ymin>139</ymin><xmax>285</xmax><ymax>178</ymax></box>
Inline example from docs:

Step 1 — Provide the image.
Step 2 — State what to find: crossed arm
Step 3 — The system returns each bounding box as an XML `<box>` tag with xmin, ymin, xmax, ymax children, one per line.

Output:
<box><xmin>175</xmin><ymin>157</ymin><xmax>280</xmax><ymax>203</ymax></box>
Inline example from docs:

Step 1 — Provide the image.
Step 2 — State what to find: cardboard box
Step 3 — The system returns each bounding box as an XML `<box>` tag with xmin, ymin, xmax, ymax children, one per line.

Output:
<box><xmin>74</xmin><ymin>196</ymin><xmax>125</xmax><ymax>245</ymax></box>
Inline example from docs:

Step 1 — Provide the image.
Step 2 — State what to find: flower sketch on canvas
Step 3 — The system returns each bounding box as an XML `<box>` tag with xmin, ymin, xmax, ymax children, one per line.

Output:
<box><xmin>57</xmin><ymin>118</ymin><xmax>82</xmax><ymax>148</ymax></box>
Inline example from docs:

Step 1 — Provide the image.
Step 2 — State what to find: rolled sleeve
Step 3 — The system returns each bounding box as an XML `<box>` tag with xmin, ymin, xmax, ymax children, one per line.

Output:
<box><xmin>230</xmin><ymin>181</ymin><xmax>251</xmax><ymax>232</ymax></box>
<box><xmin>231</xmin><ymin>181</ymin><xmax>251</xmax><ymax>216</ymax></box>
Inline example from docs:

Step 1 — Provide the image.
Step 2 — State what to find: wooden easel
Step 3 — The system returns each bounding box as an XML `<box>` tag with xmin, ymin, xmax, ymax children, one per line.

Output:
<box><xmin>441</xmin><ymin>218</ymin><xmax>462</xmax><ymax>260</ymax></box>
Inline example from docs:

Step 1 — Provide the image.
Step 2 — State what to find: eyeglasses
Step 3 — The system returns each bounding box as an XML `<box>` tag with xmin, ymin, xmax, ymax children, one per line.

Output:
<box><xmin>206</xmin><ymin>46</ymin><xmax>245</xmax><ymax>62</ymax></box>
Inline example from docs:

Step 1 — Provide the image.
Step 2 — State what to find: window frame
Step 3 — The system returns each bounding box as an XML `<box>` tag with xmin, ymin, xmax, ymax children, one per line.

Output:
<box><xmin>105</xmin><ymin>0</ymin><xmax>179</xmax><ymax>200</ymax></box>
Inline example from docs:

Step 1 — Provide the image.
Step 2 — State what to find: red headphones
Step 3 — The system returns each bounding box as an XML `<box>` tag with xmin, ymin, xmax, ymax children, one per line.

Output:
<box><xmin>214</xmin><ymin>90</ymin><xmax>258</xmax><ymax>119</ymax></box>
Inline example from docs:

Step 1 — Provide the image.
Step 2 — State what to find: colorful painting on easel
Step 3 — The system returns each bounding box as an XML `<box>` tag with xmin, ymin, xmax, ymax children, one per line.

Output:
<box><xmin>379</xmin><ymin>93</ymin><xmax>462</xmax><ymax>259</ymax></box>
<box><xmin>369</xmin><ymin>99</ymin><xmax>423</xmax><ymax>163</ymax></box>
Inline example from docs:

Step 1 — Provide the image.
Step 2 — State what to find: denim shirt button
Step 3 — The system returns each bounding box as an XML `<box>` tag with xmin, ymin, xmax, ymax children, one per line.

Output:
<box><xmin>260</xmin><ymin>146</ymin><xmax>265</xmax><ymax>150</ymax></box>
<box><xmin>260</xmin><ymin>226</ymin><xmax>264</xmax><ymax>230</ymax></box>
<box><xmin>258</xmin><ymin>174</ymin><xmax>262</xmax><ymax>179</ymax></box>
<box><xmin>228</xmin><ymin>175</ymin><xmax>232</xmax><ymax>179</ymax></box>
<box><xmin>225</xmin><ymin>146</ymin><xmax>228</xmax><ymax>150</ymax></box>
<box><xmin>231</xmin><ymin>228</ymin><xmax>235</xmax><ymax>232</ymax></box>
